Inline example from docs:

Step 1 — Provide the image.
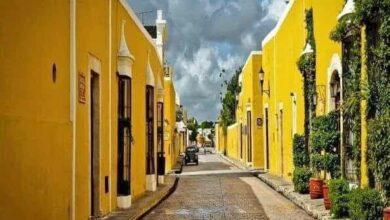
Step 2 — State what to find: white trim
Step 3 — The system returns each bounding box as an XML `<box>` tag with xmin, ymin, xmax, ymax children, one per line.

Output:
<box><xmin>146</xmin><ymin>174</ymin><xmax>157</xmax><ymax>191</ymax></box>
<box><xmin>158</xmin><ymin>175</ymin><xmax>165</xmax><ymax>184</ymax></box>
<box><xmin>117</xmin><ymin>20</ymin><xmax>135</xmax><ymax>79</ymax></box>
<box><xmin>278</xmin><ymin>102</ymin><xmax>284</xmax><ymax>111</ymax></box>
<box><xmin>88</xmin><ymin>55</ymin><xmax>103</xmax><ymax>215</ymax></box>
<box><xmin>70</xmin><ymin>0</ymin><xmax>76</xmax><ymax>219</ymax></box>
<box><xmin>108</xmin><ymin>0</ymin><xmax>112</xmax><ymax>210</ymax></box>
<box><xmin>327</xmin><ymin>54</ymin><xmax>342</xmax><ymax>113</ymax></box>
<box><xmin>262</xmin><ymin>0</ymin><xmax>295</xmax><ymax>48</ymax></box>
<box><xmin>117</xmin><ymin>195</ymin><xmax>131</xmax><ymax>209</ymax></box>
<box><xmin>118</xmin><ymin>0</ymin><xmax>162</xmax><ymax>65</ymax></box>
<box><xmin>338</xmin><ymin>0</ymin><xmax>355</xmax><ymax>20</ymax></box>
<box><xmin>146</xmin><ymin>54</ymin><xmax>155</xmax><ymax>86</ymax></box>
<box><xmin>246</xmin><ymin>103</ymin><xmax>251</xmax><ymax>111</ymax></box>
<box><xmin>89</xmin><ymin>55</ymin><xmax>102</xmax><ymax>74</ymax></box>
<box><xmin>243</xmin><ymin>51</ymin><xmax>262</xmax><ymax>69</ymax></box>
<box><xmin>326</xmin><ymin>54</ymin><xmax>343</xmax><ymax>172</ymax></box>
<box><xmin>291</xmin><ymin>94</ymin><xmax>297</xmax><ymax>135</ymax></box>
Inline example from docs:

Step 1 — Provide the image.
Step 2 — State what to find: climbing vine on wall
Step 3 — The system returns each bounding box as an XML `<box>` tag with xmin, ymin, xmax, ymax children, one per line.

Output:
<box><xmin>330</xmin><ymin>7</ymin><xmax>362</xmax><ymax>182</ymax></box>
<box><xmin>355</xmin><ymin>0</ymin><xmax>390</xmax><ymax>199</ymax></box>
<box><xmin>297</xmin><ymin>8</ymin><xmax>316</xmax><ymax>151</ymax></box>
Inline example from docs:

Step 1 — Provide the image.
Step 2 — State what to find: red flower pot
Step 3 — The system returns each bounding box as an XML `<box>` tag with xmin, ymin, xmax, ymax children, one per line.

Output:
<box><xmin>309</xmin><ymin>178</ymin><xmax>323</xmax><ymax>199</ymax></box>
<box><xmin>322</xmin><ymin>183</ymin><xmax>331</xmax><ymax>210</ymax></box>
<box><xmin>384</xmin><ymin>207</ymin><xmax>390</xmax><ymax>220</ymax></box>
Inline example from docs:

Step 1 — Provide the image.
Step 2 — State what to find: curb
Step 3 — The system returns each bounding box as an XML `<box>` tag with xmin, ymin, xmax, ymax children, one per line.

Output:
<box><xmin>137</xmin><ymin>176</ymin><xmax>180</xmax><ymax>219</ymax></box>
<box><xmin>257</xmin><ymin>174</ymin><xmax>333</xmax><ymax>220</ymax></box>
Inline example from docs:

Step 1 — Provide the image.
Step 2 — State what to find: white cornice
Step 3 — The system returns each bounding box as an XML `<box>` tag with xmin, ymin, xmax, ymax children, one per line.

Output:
<box><xmin>301</xmin><ymin>43</ymin><xmax>314</xmax><ymax>55</ymax></box>
<box><xmin>243</xmin><ymin>51</ymin><xmax>262</xmax><ymax>70</ymax></box>
<box><xmin>338</xmin><ymin>0</ymin><xmax>355</xmax><ymax>20</ymax></box>
<box><xmin>146</xmin><ymin>53</ymin><xmax>155</xmax><ymax>86</ymax></box>
<box><xmin>262</xmin><ymin>0</ymin><xmax>295</xmax><ymax>48</ymax></box>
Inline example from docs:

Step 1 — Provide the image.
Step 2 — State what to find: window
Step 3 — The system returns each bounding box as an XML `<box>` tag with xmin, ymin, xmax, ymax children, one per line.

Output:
<box><xmin>118</xmin><ymin>77</ymin><xmax>131</xmax><ymax>195</ymax></box>
<box><xmin>146</xmin><ymin>85</ymin><xmax>155</xmax><ymax>175</ymax></box>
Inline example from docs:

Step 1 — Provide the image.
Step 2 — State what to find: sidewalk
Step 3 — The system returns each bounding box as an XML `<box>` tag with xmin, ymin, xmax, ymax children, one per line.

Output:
<box><xmin>105</xmin><ymin>175</ymin><xmax>178</xmax><ymax>220</ymax></box>
<box><xmin>257</xmin><ymin>173</ymin><xmax>332</xmax><ymax>220</ymax></box>
<box><xmin>218</xmin><ymin>153</ymin><xmax>333</xmax><ymax>220</ymax></box>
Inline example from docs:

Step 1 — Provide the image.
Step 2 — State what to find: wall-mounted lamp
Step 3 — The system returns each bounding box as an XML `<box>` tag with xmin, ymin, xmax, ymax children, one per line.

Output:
<box><xmin>259</xmin><ymin>67</ymin><xmax>270</xmax><ymax>96</ymax></box>
<box><xmin>313</xmin><ymin>93</ymin><xmax>317</xmax><ymax>106</ymax></box>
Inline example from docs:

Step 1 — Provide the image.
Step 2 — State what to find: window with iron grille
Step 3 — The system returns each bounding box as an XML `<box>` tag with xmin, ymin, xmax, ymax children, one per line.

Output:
<box><xmin>118</xmin><ymin>77</ymin><xmax>131</xmax><ymax>195</ymax></box>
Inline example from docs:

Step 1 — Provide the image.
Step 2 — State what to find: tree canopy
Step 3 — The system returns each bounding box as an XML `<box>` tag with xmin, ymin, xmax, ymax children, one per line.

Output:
<box><xmin>219</xmin><ymin>66</ymin><xmax>242</xmax><ymax>130</ymax></box>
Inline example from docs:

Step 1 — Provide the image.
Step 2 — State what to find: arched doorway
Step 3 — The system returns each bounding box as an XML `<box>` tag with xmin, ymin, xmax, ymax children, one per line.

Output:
<box><xmin>330</xmin><ymin>70</ymin><xmax>341</xmax><ymax>111</ymax></box>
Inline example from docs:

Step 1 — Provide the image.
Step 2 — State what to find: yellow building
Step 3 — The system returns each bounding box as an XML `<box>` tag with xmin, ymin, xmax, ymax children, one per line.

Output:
<box><xmin>216</xmin><ymin>52</ymin><xmax>264</xmax><ymax>169</ymax></box>
<box><xmin>260</xmin><ymin>0</ymin><xmax>373</xmax><ymax>185</ymax></box>
<box><xmin>260</xmin><ymin>0</ymin><xmax>346</xmax><ymax>180</ymax></box>
<box><xmin>163</xmin><ymin>66</ymin><xmax>182</xmax><ymax>173</ymax></box>
<box><xmin>0</xmin><ymin>1</ymin><xmax>181</xmax><ymax>219</ymax></box>
<box><xmin>215</xmin><ymin>122</ymin><xmax>227</xmax><ymax>155</ymax></box>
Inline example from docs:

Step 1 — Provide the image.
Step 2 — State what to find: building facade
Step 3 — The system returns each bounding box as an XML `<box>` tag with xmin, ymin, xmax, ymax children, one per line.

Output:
<box><xmin>0</xmin><ymin>1</ymin><xmax>184</xmax><ymax>219</ymax></box>
<box><xmin>216</xmin><ymin>0</ymin><xmax>370</xmax><ymax>185</ymax></box>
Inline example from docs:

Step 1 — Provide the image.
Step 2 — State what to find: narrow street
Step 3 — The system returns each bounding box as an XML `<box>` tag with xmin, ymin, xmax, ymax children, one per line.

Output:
<box><xmin>143</xmin><ymin>153</ymin><xmax>313</xmax><ymax>220</ymax></box>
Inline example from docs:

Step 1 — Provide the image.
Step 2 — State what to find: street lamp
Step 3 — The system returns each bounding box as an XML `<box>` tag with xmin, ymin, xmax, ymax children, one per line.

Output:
<box><xmin>259</xmin><ymin>67</ymin><xmax>270</xmax><ymax>96</ymax></box>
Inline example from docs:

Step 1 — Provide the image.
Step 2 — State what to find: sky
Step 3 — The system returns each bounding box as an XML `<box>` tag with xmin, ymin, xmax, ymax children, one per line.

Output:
<box><xmin>128</xmin><ymin>0</ymin><xmax>287</xmax><ymax>121</ymax></box>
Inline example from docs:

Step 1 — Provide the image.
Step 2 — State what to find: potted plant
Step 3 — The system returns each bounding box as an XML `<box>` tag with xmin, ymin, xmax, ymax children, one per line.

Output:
<box><xmin>322</xmin><ymin>154</ymin><xmax>339</xmax><ymax>209</ymax></box>
<box><xmin>310</xmin><ymin>112</ymin><xmax>340</xmax><ymax>202</ymax></box>
<box><xmin>310</xmin><ymin>153</ymin><xmax>324</xmax><ymax>199</ymax></box>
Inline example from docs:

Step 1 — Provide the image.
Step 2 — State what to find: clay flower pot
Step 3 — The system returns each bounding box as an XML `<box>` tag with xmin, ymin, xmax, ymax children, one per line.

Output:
<box><xmin>384</xmin><ymin>207</ymin><xmax>390</xmax><ymax>220</ymax></box>
<box><xmin>309</xmin><ymin>178</ymin><xmax>323</xmax><ymax>199</ymax></box>
<box><xmin>322</xmin><ymin>183</ymin><xmax>331</xmax><ymax>210</ymax></box>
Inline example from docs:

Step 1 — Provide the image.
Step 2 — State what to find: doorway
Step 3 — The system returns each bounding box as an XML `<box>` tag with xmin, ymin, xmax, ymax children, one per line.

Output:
<box><xmin>265</xmin><ymin>108</ymin><xmax>270</xmax><ymax>170</ymax></box>
<box><xmin>278</xmin><ymin>109</ymin><xmax>284</xmax><ymax>177</ymax></box>
<box><xmin>247</xmin><ymin>111</ymin><xmax>252</xmax><ymax>163</ymax></box>
<box><xmin>146</xmin><ymin>85</ymin><xmax>155</xmax><ymax>175</ymax></box>
<box><xmin>157</xmin><ymin>102</ymin><xmax>165</xmax><ymax>179</ymax></box>
<box><xmin>117</xmin><ymin>76</ymin><xmax>131</xmax><ymax>197</ymax></box>
<box><xmin>90</xmin><ymin>71</ymin><xmax>100</xmax><ymax>217</ymax></box>
<box><xmin>240</xmin><ymin>123</ymin><xmax>243</xmax><ymax>159</ymax></box>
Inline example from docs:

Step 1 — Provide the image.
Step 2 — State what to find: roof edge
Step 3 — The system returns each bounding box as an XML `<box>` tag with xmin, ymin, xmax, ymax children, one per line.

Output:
<box><xmin>261</xmin><ymin>0</ymin><xmax>295</xmax><ymax>48</ymax></box>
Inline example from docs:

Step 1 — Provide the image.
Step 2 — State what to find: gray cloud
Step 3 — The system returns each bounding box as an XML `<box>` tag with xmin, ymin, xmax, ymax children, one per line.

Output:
<box><xmin>128</xmin><ymin>0</ymin><xmax>286</xmax><ymax>121</ymax></box>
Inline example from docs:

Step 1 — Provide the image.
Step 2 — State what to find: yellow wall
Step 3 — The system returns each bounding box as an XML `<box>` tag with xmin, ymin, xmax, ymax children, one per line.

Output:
<box><xmin>0</xmin><ymin>0</ymin><xmax>167</xmax><ymax>219</ymax></box>
<box><xmin>312</xmin><ymin>0</ymin><xmax>343</xmax><ymax>115</ymax></box>
<box><xmin>226</xmin><ymin>124</ymin><xmax>238</xmax><ymax>160</ymax></box>
<box><xmin>261</xmin><ymin>0</ymin><xmax>344</xmax><ymax>181</ymax></box>
<box><xmin>163</xmin><ymin>67</ymin><xmax>179</xmax><ymax>172</ymax></box>
<box><xmin>0</xmin><ymin>1</ymin><xmax>72</xmax><ymax>219</ymax></box>
<box><xmin>215</xmin><ymin>123</ymin><xmax>226</xmax><ymax>154</ymax></box>
<box><xmin>261</xmin><ymin>0</ymin><xmax>312</xmax><ymax>180</ymax></box>
<box><xmin>236</xmin><ymin>52</ymin><xmax>264</xmax><ymax>169</ymax></box>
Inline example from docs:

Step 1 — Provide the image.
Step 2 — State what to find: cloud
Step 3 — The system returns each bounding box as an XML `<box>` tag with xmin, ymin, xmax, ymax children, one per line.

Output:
<box><xmin>128</xmin><ymin>0</ymin><xmax>286</xmax><ymax>121</ymax></box>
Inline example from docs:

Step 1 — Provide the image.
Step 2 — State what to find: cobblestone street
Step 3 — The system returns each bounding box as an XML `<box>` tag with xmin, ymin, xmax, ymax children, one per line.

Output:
<box><xmin>143</xmin><ymin>154</ymin><xmax>313</xmax><ymax>220</ymax></box>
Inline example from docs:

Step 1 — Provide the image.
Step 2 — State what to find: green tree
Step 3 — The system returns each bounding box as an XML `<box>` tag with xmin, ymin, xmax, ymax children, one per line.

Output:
<box><xmin>187</xmin><ymin>117</ymin><xmax>199</xmax><ymax>143</ymax></box>
<box><xmin>219</xmin><ymin>66</ymin><xmax>242</xmax><ymax>131</ymax></box>
<box><xmin>207</xmin><ymin>133</ymin><xmax>215</xmax><ymax>148</ymax></box>
<box><xmin>200</xmin><ymin>120</ymin><xmax>214</xmax><ymax>129</ymax></box>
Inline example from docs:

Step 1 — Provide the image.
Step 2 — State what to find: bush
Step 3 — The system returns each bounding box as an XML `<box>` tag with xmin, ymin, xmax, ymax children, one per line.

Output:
<box><xmin>311</xmin><ymin>153</ymin><xmax>324</xmax><ymax>176</ymax></box>
<box><xmin>293</xmin><ymin>167</ymin><xmax>312</xmax><ymax>194</ymax></box>
<box><xmin>348</xmin><ymin>188</ymin><xmax>384</xmax><ymax>220</ymax></box>
<box><xmin>328</xmin><ymin>179</ymin><xmax>350</xmax><ymax>218</ymax></box>
<box><xmin>293</xmin><ymin>134</ymin><xmax>309</xmax><ymax>167</ymax></box>
<box><xmin>310</xmin><ymin>111</ymin><xmax>341</xmax><ymax>179</ymax></box>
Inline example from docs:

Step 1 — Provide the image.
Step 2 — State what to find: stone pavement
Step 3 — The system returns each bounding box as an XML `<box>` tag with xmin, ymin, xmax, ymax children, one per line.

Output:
<box><xmin>105</xmin><ymin>175</ymin><xmax>178</xmax><ymax>220</ymax></box>
<box><xmin>142</xmin><ymin>153</ymin><xmax>314</xmax><ymax>220</ymax></box>
<box><xmin>257</xmin><ymin>173</ymin><xmax>332</xmax><ymax>220</ymax></box>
